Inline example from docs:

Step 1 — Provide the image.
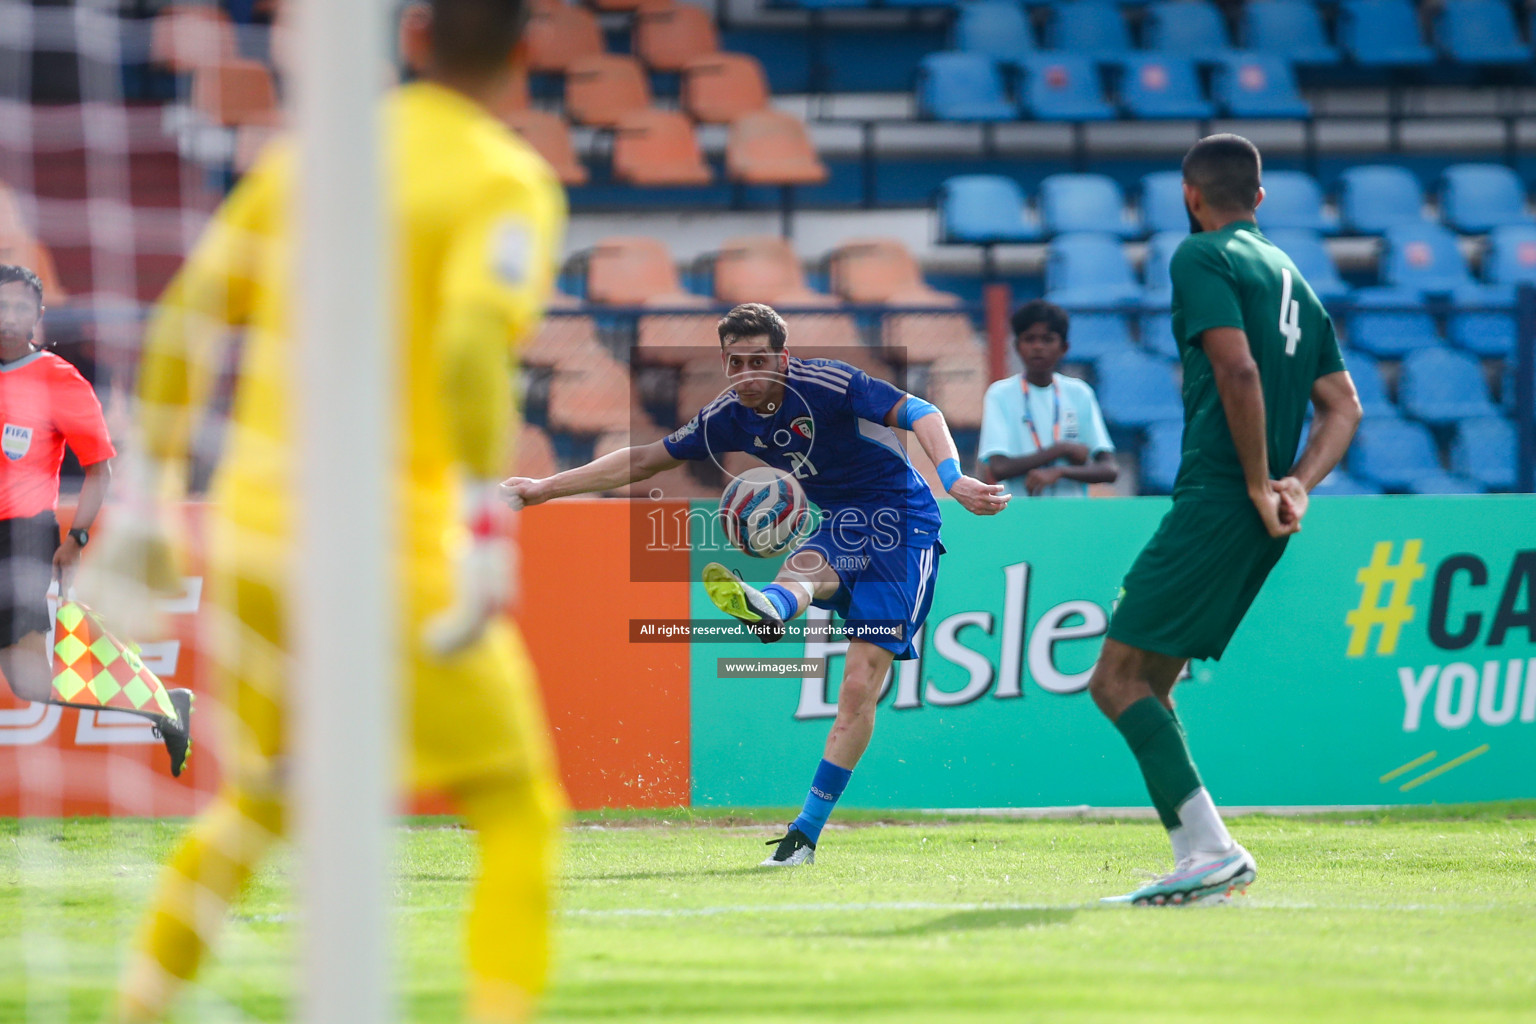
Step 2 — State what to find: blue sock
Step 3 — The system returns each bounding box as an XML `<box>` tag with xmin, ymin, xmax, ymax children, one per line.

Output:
<box><xmin>761</xmin><ymin>583</ymin><xmax>799</xmax><ymax>621</ymax></box>
<box><xmin>790</xmin><ymin>759</ymin><xmax>852</xmax><ymax>845</ymax></box>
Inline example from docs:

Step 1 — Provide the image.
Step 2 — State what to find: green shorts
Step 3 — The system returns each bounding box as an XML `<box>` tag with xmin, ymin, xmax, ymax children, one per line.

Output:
<box><xmin>1107</xmin><ymin>498</ymin><xmax>1289</xmax><ymax>662</ymax></box>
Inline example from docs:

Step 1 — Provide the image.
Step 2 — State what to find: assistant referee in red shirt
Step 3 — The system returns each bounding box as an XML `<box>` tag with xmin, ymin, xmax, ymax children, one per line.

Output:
<box><xmin>0</xmin><ymin>263</ymin><xmax>190</xmax><ymax>774</ymax></box>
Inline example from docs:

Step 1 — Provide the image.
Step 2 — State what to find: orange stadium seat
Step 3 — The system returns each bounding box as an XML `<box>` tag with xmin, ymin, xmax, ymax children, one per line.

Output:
<box><xmin>713</xmin><ymin>236</ymin><xmax>836</xmax><ymax>307</ymax></box>
<box><xmin>637</xmin><ymin>312</ymin><xmax>721</xmax><ymax>367</ymax></box>
<box><xmin>0</xmin><ymin>188</ymin><xmax>67</xmax><ymax>305</ymax></box>
<box><xmin>513</xmin><ymin>424</ymin><xmax>558</xmax><ymax>479</ymax></box>
<box><xmin>682</xmin><ymin>53</ymin><xmax>770</xmax><ymax>124</ymax></box>
<box><xmin>505</xmin><ymin>110</ymin><xmax>589</xmax><ymax>186</ymax></box>
<box><xmin>524</xmin><ymin>3</ymin><xmax>603</xmax><ymax>74</ymax></box>
<box><xmin>489</xmin><ymin>66</ymin><xmax>531</xmax><ymax>119</ymax></box>
<box><xmin>547</xmin><ymin>350</ymin><xmax>634</xmax><ymax>433</ymax></box>
<box><xmin>522</xmin><ymin>315</ymin><xmax>606</xmax><ymax>370</ymax></box>
<box><xmin>587</xmin><ymin>236</ymin><xmax>707</xmax><ymax>307</ymax></box>
<box><xmin>150</xmin><ymin>5</ymin><xmax>236</xmax><ymax>73</ymax></box>
<box><xmin>193</xmin><ymin>59</ymin><xmax>280</xmax><ymax>127</ymax></box>
<box><xmin>565</xmin><ymin>55</ymin><xmax>652</xmax><ymax>128</ymax></box>
<box><xmin>612</xmin><ymin>111</ymin><xmax>712</xmax><ymax>187</ymax></box>
<box><xmin>924</xmin><ymin>350</ymin><xmax>988</xmax><ymax>429</ymax></box>
<box><xmin>829</xmin><ymin>239</ymin><xmax>960</xmax><ymax>307</ymax></box>
<box><xmin>677</xmin><ymin>363</ymin><xmax>734</xmax><ymax>423</ymax></box>
<box><xmin>725</xmin><ymin>111</ymin><xmax>827</xmax><ymax>187</ymax></box>
<box><xmin>634</xmin><ymin>2</ymin><xmax>720</xmax><ymax>72</ymax></box>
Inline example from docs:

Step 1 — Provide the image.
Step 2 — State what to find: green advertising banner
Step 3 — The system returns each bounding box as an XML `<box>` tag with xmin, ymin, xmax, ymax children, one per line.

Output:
<box><xmin>689</xmin><ymin>495</ymin><xmax>1536</xmax><ymax>809</ymax></box>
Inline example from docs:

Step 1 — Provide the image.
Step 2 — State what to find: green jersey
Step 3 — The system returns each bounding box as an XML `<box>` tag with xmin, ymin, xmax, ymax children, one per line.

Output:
<box><xmin>1168</xmin><ymin>220</ymin><xmax>1346</xmax><ymax>500</ymax></box>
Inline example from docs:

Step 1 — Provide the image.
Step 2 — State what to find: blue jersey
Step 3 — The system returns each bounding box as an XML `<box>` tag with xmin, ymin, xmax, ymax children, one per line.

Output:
<box><xmin>662</xmin><ymin>357</ymin><xmax>942</xmax><ymax>539</ymax></box>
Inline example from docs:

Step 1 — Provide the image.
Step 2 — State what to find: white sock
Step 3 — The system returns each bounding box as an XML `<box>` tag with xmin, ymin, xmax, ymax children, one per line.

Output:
<box><xmin>1168</xmin><ymin>825</ymin><xmax>1192</xmax><ymax>866</ymax></box>
<box><xmin>1175</xmin><ymin>787</ymin><xmax>1234</xmax><ymax>856</ymax></box>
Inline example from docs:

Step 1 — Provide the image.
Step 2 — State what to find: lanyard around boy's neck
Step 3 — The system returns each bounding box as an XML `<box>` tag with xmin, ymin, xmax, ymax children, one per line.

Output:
<box><xmin>1020</xmin><ymin>376</ymin><xmax>1061</xmax><ymax>451</ymax></box>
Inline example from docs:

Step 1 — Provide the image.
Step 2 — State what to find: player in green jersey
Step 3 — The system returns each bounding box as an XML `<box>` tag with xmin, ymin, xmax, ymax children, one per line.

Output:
<box><xmin>1090</xmin><ymin>135</ymin><xmax>1364</xmax><ymax>906</ymax></box>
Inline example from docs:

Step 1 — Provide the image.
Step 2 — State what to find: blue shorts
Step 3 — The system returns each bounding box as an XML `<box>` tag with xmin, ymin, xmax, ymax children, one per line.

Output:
<box><xmin>795</xmin><ymin>522</ymin><xmax>943</xmax><ymax>661</ymax></box>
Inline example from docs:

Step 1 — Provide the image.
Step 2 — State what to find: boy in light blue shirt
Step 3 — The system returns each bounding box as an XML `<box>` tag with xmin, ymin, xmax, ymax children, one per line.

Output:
<box><xmin>979</xmin><ymin>300</ymin><xmax>1118</xmax><ymax>498</ymax></box>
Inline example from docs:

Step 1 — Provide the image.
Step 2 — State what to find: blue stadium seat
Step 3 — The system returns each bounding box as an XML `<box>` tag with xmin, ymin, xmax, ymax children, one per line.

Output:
<box><xmin>1142</xmin><ymin>1</ymin><xmax>1232</xmax><ymax>54</ymax></box>
<box><xmin>1211</xmin><ymin>54</ymin><xmax>1310</xmax><ymax>119</ymax></box>
<box><xmin>1346</xmin><ymin>289</ymin><xmax>1443</xmax><ymax>358</ymax></box>
<box><xmin>916</xmin><ymin>53</ymin><xmax>1017</xmax><ymax>121</ymax></box>
<box><xmin>937</xmin><ymin>175</ymin><xmax>1040</xmax><ymax>244</ymax></box>
<box><xmin>1065</xmin><ymin>313</ymin><xmax>1137</xmax><ymax>361</ymax></box>
<box><xmin>1349</xmin><ymin>418</ymin><xmax>1444</xmax><ymax>491</ymax></box>
<box><xmin>1140</xmin><ymin>171</ymin><xmax>1188</xmax><ymax>235</ymax></box>
<box><xmin>1452</xmin><ymin>416</ymin><xmax>1518</xmax><ymax>490</ymax></box>
<box><xmin>1345</xmin><ymin>354</ymin><xmax>1397</xmax><ymax>419</ymax></box>
<box><xmin>1095</xmin><ymin>349</ymin><xmax>1184</xmax><ymax>427</ymax></box>
<box><xmin>1382</xmin><ymin>223</ymin><xmax>1474</xmax><ymax>295</ymax></box>
<box><xmin>1264</xmin><ymin>229</ymin><xmax>1350</xmax><ymax>302</ymax></box>
<box><xmin>954</xmin><ymin>1</ymin><xmax>1037</xmax><ymax>64</ymax></box>
<box><xmin>1242</xmin><ymin>0</ymin><xmax>1341</xmax><ymax>66</ymax></box>
<box><xmin>1142</xmin><ymin>230</ymin><xmax>1184</xmax><ymax>306</ymax></box>
<box><xmin>1407</xmin><ymin>471</ymin><xmax>1485</xmax><ymax>495</ymax></box>
<box><xmin>1399</xmin><ymin>347</ymin><xmax>1499</xmax><ymax>424</ymax></box>
<box><xmin>1449</xmin><ymin>308</ymin><xmax>1516</xmax><ymax>358</ymax></box>
<box><xmin>1019</xmin><ymin>55</ymin><xmax>1117</xmax><ymax>121</ymax></box>
<box><xmin>1339</xmin><ymin>165</ymin><xmax>1427</xmax><ymax>234</ymax></box>
<box><xmin>1310</xmin><ymin>469</ymin><xmax>1381</xmax><ymax>495</ymax></box>
<box><xmin>1440</xmin><ymin>164</ymin><xmax>1535</xmax><ymax>235</ymax></box>
<box><xmin>1139</xmin><ymin>314</ymin><xmax>1180</xmax><ymax>359</ymax></box>
<box><xmin>1046</xmin><ymin>232</ymin><xmax>1140</xmax><ymax>359</ymax></box>
<box><xmin>1118</xmin><ymin>56</ymin><xmax>1215</xmax><ymax>119</ymax></box>
<box><xmin>1138</xmin><ymin>419</ymin><xmax>1184</xmax><ymax>494</ymax></box>
<box><xmin>1046</xmin><ymin>1</ymin><xmax>1134</xmax><ymax>55</ymax></box>
<box><xmin>1485</xmin><ymin>225</ymin><xmax>1536</xmax><ymax>287</ymax></box>
<box><xmin>1339</xmin><ymin>0</ymin><xmax>1435</xmax><ymax>67</ymax></box>
<box><xmin>1046</xmin><ymin>233</ymin><xmax>1143</xmax><ymax>301</ymax></box>
<box><xmin>1436</xmin><ymin>0</ymin><xmax>1533</xmax><ymax>66</ymax></box>
<box><xmin>1040</xmin><ymin>174</ymin><xmax>1137</xmax><ymax>237</ymax></box>
<box><xmin>1258</xmin><ymin>170</ymin><xmax>1335</xmax><ymax>234</ymax></box>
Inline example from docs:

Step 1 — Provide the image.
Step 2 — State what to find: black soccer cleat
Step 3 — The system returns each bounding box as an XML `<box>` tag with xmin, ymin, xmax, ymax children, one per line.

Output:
<box><xmin>151</xmin><ymin>688</ymin><xmax>195</xmax><ymax>778</ymax></box>
<box><xmin>702</xmin><ymin>562</ymin><xmax>785</xmax><ymax>643</ymax></box>
<box><xmin>760</xmin><ymin>825</ymin><xmax>816</xmax><ymax>866</ymax></box>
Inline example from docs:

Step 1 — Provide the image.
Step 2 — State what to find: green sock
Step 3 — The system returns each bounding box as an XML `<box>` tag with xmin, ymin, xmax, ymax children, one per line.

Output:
<box><xmin>1114</xmin><ymin>697</ymin><xmax>1203</xmax><ymax>830</ymax></box>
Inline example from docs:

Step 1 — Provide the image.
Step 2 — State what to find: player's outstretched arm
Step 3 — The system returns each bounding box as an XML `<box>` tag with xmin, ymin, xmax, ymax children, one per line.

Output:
<box><xmin>501</xmin><ymin>440</ymin><xmax>682</xmax><ymax>509</ymax></box>
<box><xmin>1203</xmin><ymin>327</ymin><xmax>1296</xmax><ymax>538</ymax></box>
<box><xmin>887</xmin><ymin>396</ymin><xmax>1009</xmax><ymax>515</ymax></box>
<box><xmin>1288</xmin><ymin>370</ymin><xmax>1363</xmax><ymax>495</ymax></box>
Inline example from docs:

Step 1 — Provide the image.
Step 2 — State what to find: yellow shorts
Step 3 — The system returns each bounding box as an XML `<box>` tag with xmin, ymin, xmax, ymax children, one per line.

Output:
<box><xmin>207</xmin><ymin>533</ymin><xmax>556</xmax><ymax>796</ymax></box>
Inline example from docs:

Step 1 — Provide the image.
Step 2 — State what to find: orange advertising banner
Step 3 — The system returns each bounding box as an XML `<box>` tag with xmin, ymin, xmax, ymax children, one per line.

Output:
<box><xmin>0</xmin><ymin>500</ymin><xmax>692</xmax><ymax>816</ymax></box>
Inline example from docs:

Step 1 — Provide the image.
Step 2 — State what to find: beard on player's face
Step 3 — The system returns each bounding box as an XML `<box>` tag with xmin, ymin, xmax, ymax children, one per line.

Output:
<box><xmin>1186</xmin><ymin>200</ymin><xmax>1205</xmax><ymax>235</ymax></box>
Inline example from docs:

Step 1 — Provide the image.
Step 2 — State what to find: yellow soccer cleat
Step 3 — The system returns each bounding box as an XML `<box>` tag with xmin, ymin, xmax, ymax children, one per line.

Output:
<box><xmin>702</xmin><ymin>562</ymin><xmax>784</xmax><ymax>643</ymax></box>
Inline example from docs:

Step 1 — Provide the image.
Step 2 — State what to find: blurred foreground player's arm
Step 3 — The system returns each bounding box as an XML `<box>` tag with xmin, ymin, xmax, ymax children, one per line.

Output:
<box><xmin>422</xmin><ymin>166</ymin><xmax>567</xmax><ymax>655</ymax></box>
<box><xmin>95</xmin><ymin>157</ymin><xmax>275</xmax><ymax>623</ymax></box>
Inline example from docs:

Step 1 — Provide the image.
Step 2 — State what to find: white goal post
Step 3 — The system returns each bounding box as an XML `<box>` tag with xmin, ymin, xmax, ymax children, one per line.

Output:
<box><xmin>291</xmin><ymin>1</ymin><xmax>395</xmax><ymax>1023</ymax></box>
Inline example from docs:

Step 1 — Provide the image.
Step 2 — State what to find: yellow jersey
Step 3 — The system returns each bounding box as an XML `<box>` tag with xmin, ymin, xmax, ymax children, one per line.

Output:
<box><xmin>140</xmin><ymin>81</ymin><xmax>566</xmax><ymax>602</ymax></box>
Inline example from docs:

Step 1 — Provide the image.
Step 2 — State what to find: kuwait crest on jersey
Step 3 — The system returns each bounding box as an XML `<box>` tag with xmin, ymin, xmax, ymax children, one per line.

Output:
<box><xmin>789</xmin><ymin>416</ymin><xmax>814</xmax><ymax>442</ymax></box>
<box><xmin>2</xmin><ymin>424</ymin><xmax>32</xmax><ymax>461</ymax></box>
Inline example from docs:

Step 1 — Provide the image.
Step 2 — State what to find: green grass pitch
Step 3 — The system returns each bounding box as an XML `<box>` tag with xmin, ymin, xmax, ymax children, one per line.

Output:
<box><xmin>3</xmin><ymin>804</ymin><xmax>1535</xmax><ymax>1022</ymax></box>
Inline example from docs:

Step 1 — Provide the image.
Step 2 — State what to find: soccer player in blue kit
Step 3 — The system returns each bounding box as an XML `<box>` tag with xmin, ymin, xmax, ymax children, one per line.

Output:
<box><xmin>501</xmin><ymin>303</ymin><xmax>1008</xmax><ymax>863</ymax></box>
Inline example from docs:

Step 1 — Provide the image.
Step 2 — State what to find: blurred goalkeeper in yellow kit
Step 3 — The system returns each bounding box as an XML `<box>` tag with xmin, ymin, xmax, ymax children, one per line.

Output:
<box><xmin>114</xmin><ymin>0</ymin><xmax>567</xmax><ymax>1020</ymax></box>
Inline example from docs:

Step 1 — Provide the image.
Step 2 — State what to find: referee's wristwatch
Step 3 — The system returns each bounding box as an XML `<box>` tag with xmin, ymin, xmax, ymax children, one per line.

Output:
<box><xmin>67</xmin><ymin>527</ymin><xmax>90</xmax><ymax>548</ymax></box>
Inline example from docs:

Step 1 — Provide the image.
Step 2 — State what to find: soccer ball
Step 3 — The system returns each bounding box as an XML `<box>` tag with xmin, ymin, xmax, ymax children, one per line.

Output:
<box><xmin>719</xmin><ymin>468</ymin><xmax>813</xmax><ymax>558</ymax></box>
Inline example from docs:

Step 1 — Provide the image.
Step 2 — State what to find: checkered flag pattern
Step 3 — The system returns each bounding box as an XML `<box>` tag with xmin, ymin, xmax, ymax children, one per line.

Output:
<box><xmin>50</xmin><ymin>600</ymin><xmax>177</xmax><ymax>723</ymax></box>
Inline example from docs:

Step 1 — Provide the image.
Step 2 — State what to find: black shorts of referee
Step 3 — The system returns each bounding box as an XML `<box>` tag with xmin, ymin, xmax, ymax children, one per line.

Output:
<box><xmin>1</xmin><ymin>511</ymin><xmax>59</xmax><ymax>648</ymax></box>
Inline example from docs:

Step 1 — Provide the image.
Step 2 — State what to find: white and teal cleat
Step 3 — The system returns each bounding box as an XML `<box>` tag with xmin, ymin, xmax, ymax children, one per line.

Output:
<box><xmin>1101</xmin><ymin>845</ymin><xmax>1256</xmax><ymax>907</ymax></box>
